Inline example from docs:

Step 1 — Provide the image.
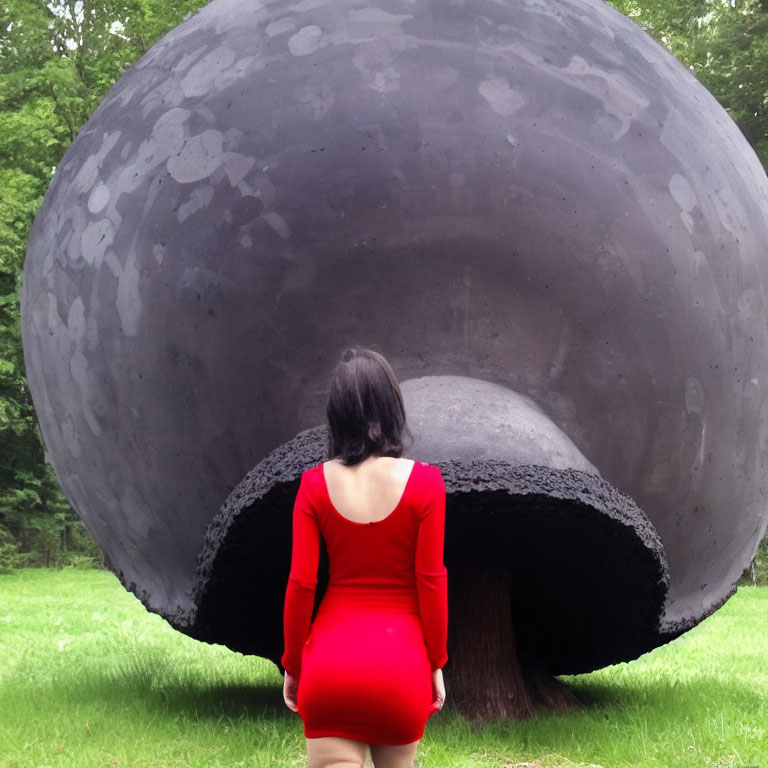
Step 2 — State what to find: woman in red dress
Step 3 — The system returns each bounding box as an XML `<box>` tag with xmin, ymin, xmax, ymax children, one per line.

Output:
<box><xmin>282</xmin><ymin>348</ymin><xmax>448</xmax><ymax>768</ymax></box>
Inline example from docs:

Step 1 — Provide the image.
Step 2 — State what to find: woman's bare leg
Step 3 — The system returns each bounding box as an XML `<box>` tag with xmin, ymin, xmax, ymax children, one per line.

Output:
<box><xmin>306</xmin><ymin>736</ymin><xmax>369</xmax><ymax>768</ymax></box>
<box><xmin>369</xmin><ymin>740</ymin><xmax>420</xmax><ymax>768</ymax></box>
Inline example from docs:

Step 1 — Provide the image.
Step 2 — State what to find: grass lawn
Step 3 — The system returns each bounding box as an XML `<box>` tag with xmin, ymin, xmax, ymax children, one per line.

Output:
<box><xmin>0</xmin><ymin>569</ymin><xmax>765</xmax><ymax>768</ymax></box>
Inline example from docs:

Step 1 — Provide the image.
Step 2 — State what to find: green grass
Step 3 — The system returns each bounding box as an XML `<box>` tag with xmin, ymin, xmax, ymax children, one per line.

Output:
<box><xmin>0</xmin><ymin>570</ymin><xmax>766</xmax><ymax>768</ymax></box>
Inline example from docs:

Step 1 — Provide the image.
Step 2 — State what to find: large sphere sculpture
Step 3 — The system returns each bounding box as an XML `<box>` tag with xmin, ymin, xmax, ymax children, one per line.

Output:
<box><xmin>21</xmin><ymin>0</ymin><xmax>768</xmax><ymax>719</ymax></box>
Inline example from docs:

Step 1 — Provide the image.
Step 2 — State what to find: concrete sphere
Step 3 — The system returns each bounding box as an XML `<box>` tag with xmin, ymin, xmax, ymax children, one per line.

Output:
<box><xmin>21</xmin><ymin>0</ymin><xmax>768</xmax><ymax>664</ymax></box>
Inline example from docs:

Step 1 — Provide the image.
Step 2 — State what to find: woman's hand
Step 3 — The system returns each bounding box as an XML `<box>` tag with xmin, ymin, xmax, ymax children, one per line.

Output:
<box><xmin>283</xmin><ymin>671</ymin><xmax>299</xmax><ymax>713</ymax></box>
<box><xmin>431</xmin><ymin>668</ymin><xmax>446</xmax><ymax>711</ymax></box>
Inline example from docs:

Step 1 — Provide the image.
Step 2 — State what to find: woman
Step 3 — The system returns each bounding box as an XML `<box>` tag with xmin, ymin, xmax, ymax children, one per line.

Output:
<box><xmin>282</xmin><ymin>347</ymin><xmax>448</xmax><ymax>768</ymax></box>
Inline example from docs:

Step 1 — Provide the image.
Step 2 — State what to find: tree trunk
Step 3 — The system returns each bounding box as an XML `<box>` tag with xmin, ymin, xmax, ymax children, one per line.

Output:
<box><xmin>446</xmin><ymin>563</ymin><xmax>580</xmax><ymax>722</ymax></box>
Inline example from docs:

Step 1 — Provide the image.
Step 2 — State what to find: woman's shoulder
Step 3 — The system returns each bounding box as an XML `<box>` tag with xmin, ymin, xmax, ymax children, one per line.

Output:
<box><xmin>412</xmin><ymin>459</ymin><xmax>441</xmax><ymax>472</ymax></box>
<box><xmin>411</xmin><ymin>460</ymin><xmax>445</xmax><ymax>487</ymax></box>
<box><xmin>303</xmin><ymin>463</ymin><xmax>325</xmax><ymax>477</ymax></box>
<box><xmin>298</xmin><ymin>463</ymin><xmax>325</xmax><ymax>488</ymax></box>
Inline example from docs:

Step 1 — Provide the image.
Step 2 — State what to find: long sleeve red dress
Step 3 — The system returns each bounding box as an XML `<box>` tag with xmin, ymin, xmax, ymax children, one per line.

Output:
<box><xmin>281</xmin><ymin>460</ymin><xmax>448</xmax><ymax>745</ymax></box>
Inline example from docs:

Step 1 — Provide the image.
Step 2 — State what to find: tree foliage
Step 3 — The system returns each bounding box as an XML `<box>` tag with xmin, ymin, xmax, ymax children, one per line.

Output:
<box><xmin>0</xmin><ymin>0</ymin><xmax>767</xmax><ymax>574</ymax></box>
<box><xmin>741</xmin><ymin>533</ymin><xmax>768</xmax><ymax>585</ymax></box>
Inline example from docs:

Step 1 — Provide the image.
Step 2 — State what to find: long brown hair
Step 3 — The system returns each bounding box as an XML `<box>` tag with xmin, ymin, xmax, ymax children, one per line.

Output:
<box><xmin>326</xmin><ymin>348</ymin><xmax>410</xmax><ymax>466</ymax></box>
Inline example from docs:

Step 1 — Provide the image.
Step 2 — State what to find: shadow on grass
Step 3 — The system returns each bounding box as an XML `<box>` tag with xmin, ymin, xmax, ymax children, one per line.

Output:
<box><xmin>78</xmin><ymin>677</ymin><xmax>287</xmax><ymax>720</ymax></box>
<box><xmin>561</xmin><ymin>672</ymin><xmax>766</xmax><ymax>715</ymax></box>
<box><xmin>56</xmin><ymin>659</ymin><xmax>289</xmax><ymax>722</ymax></box>
<box><xmin>431</xmin><ymin>672</ymin><xmax>768</xmax><ymax>740</ymax></box>
<box><xmin>50</xmin><ymin>653</ymin><xmax>768</xmax><ymax>731</ymax></box>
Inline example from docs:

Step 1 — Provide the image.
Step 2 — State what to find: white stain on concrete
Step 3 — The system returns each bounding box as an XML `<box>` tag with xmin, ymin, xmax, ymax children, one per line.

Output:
<box><xmin>263</xmin><ymin>211</ymin><xmax>291</xmax><ymax>239</ymax></box>
<box><xmin>564</xmin><ymin>56</ymin><xmax>648</xmax><ymax>140</ymax></box>
<box><xmin>81</xmin><ymin>219</ymin><xmax>115</xmax><ymax>268</ymax></box>
<box><xmin>88</xmin><ymin>183</ymin><xmax>110</xmax><ymax>214</ymax></box>
<box><xmin>64</xmin><ymin>210</ymin><xmax>87</xmax><ymax>268</ymax></box>
<box><xmin>215</xmin><ymin>56</ymin><xmax>256</xmax><ymax>92</ymax></box>
<box><xmin>353</xmin><ymin>39</ymin><xmax>394</xmax><ymax>90</ymax></box>
<box><xmin>69</xmin><ymin>350</ymin><xmax>87</xmax><ymax>385</ymax></box>
<box><xmin>290</xmin><ymin>0</ymin><xmax>334</xmax><ymax>12</ymax></box>
<box><xmin>223</xmin><ymin>153</ymin><xmax>256</xmax><ymax>186</ymax></box>
<box><xmin>685</xmin><ymin>376</ymin><xmax>705</xmax><ymax>415</ymax></box>
<box><xmin>68</xmin><ymin>349</ymin><xmax>102</xmax><ymax>437</ymax></box>
<box><xmin>680</xmin><ymin>211</ymin><xmax>694</xmax><ymax>235</ymax></box>
<box><xmin>120</xmin><ymin>485</ymin><xmax>154</xmax><ymax>540</ymax></box>
<box><xmin>298</xmin><ymin>83</ymin><xmax>335</xmax><ymax>121</ymax></box>
<box><xmin>152</xmin><ymin>108</ymin><xmax>190</xmax><ymax>151</ymax></box>
<box><xmin>712</xmin><ymin>185</ymin><xmax>747</xmax><ymax>240</ymax></box>
<box><xmin>104</xmin><ymin>250</ymin><xmax>122</xmax><ymax>278</ymax></box>
<box><xmin>692</xmin><ymin>249</ymin><xmax>707</xmax><ymax>280</ymax></box>
<box><xmin>140</xmin><ymin>79</ymin><xmax>186</xmax><ymax>118</ymax></box>
<box><xmin>116</xmin><ymin>251</ymin><xmax>142</xmax><ymax>337</ymax></box>
<box><xmin>737</xmin><ymin>288</ymin><xmax>758</xmax><ymax>324</ymax></box>
<box><xmin>266</xmin><ymin>17</ymin><xmax>296</xmax><ymax>37</ymax></box>
<box><xmin>67</xmin><ymin>298</ymin><xmax>86</xmax><ymax>342</ymax></box>
<box><xmin>659</xmin><ymin>108</ymin><xmax>695</xmax><ymax>167</ymax></box>
<box><xmin>74</xmin><ymin>156</ymin><xmax>100</xmax><ymax>193</ymax></box>
<box><xmin>89</xmin><ymin>131</ymin><xmax>121</xmax><ymax>169</ymax></box>
<box><xmin>223</xmin><ymin>126</ymin><xmax>245</xmax><ymax>150</ymax></box>
<box><xmin>593</xmin><ymin>109</ymin><xmax>622</xmax><ymax>141</ymax></box>
<box><xmin>168</xmin><ymin>130</ymin><xmax>224</xmax><ymax>184</ymax></box>
<box><xmin>153</xmin><ymin>243</ymin><xmax>166</xmax><ymax>266</ymax></box>
<box><xmin>115</xmin><ymin>109</ymin><xmax>189</xmax><ymax>196</ymax></box>
<box><xmin>172</xmin><ymin>44</ymin><xmax>208</xmax><ymax>73</ymax></box>
<box><xmin>180</xmin><ymin>45</ymin><xmax>237</xmax><ymax>98</ymax></box>
<box><xmin>289</xmin><ymin>25</ymin><xmax>324</xmax><ymax>56</ymax></box>
<box><xmin>178</xmin><ymin>186</ymin><xmax>215</xmax><ymax>223</ymax></box>
<box><xmin>669</xmin><ymin>173</ymin><xmax>697</xmax><ymax>212</ymax></box>
<box><xmin>479</xmin><ymin>78</ymin><xmax>525</xmax><ymax>116</ymax></box>
<box><xmin>372</xmin><ymin>67</ymin><xmax>400</xmax><ymax>94</ymax></box>
<box><xmin>347</xmin><ymin>7</ymin><xmax>413</xmax><ymax>39</ymax></box>
<box><xmin>61</xmin><ymin>416</ymin><xmax>81</xmax><ymax>459</ymax></box>
<box><xmin>46</xmin><ymin>293</ymin><xmax>59</xmax><ymax>339</ymax></box>
<box><xmin>246</xmin><ymin>173</ymin><xmax>278</xmax><ymax>211</ymax></box>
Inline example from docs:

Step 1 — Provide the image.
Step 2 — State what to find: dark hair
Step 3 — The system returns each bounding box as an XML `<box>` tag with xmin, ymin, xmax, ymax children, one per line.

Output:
<box><xmin>326</xmin><ymin>348</ymin><xmax>411</xmax><ymax>466</ymax></box>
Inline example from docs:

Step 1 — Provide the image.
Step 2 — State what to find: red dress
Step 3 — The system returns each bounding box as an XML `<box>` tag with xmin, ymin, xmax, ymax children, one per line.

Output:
<box><xmin>281</xmin><ymin>460</ymin><xmax>448</xmax><ymax>745</ymax></box>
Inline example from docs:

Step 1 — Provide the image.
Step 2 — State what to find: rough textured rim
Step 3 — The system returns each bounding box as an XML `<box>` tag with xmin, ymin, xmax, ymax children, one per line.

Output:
<box><xmin>192</xmin><ymin>425</ymin><xmax>671</xmax><ymax>610</ymax></box>
<box><xmin>186</xmin><ymin>425</ymin><xmax>676</xmax><ymax>673</ymax></box>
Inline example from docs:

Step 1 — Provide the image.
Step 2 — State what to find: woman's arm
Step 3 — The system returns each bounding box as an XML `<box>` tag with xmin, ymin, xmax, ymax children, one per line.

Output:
<box><xmin>415</xmin><ymin>466</ymin><xmax>448</xmax><ymax>671</ymax></box>
<box><xmin>281</xmin><ymin>473</ymin><xmax>321</xmax><ymax>678</ymax></box>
